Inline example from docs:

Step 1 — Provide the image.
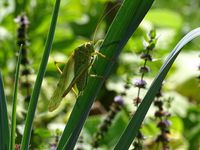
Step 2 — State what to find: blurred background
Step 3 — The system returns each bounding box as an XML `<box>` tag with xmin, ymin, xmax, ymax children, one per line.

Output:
<box><xmin>0</xmin><ymin>0</ymin><xmax>200</xmax><ymax>149</ymax></box>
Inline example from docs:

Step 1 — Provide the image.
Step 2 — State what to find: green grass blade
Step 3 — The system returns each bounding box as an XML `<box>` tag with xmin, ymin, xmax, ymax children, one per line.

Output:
<box><xmin>20</xmin><ymin>0</ymin><xmax>61</xmax><ymax>149</ymax></box>
<box><xmin>0</xmin><ymin>72</ymin><xmax>10</xmax><ymax>150</ymax></box>
<box><xmin>10</xmin><ymin>46</ymin><xmax>22</xmax><ymax>150</ymax></box>
<box><xmin>114</xmin><ymin>27</ymin><xmax>200</xmax><ymax>150</ymax></box>
<box><xmin>56</xmin><ymin>0</ymin><xmax>155</xmax><ymax>149</ymax></box>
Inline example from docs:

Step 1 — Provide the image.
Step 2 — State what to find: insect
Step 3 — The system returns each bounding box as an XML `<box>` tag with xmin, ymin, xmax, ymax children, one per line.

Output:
<box><xmin>48</xmin><ymin>41</ymin><xmax>106</xmax><ymax>112</ymax></box>
<box><xmin>48</xmin><ymin>3</ymin><xmax>121</xmax><ymax>112</ymax></box>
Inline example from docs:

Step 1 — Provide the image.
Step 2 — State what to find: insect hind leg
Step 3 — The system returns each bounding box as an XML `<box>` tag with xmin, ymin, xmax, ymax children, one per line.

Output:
<box><xmin>72</xmin><ymin>87</ymin><xmax>78</xmax><ymax>97</ymax></box>
<box><xmin>90</xmin><ymin>74</ymin><xmax>105</xmax><ymax>80</ymax></box>
<box><xmin>90</xmin><ymin>67</ymin><xmax>105</xmax><ymax>80</ymax></box>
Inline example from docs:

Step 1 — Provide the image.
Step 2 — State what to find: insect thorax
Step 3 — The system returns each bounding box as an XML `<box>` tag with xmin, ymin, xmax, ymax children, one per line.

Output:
<box><xmin>73</xmin><ymin>42</ymin><xmax>95</xmax><ymax>91</ymax></box>
<box><xmin>74</xmin><ymin>42</ymin><xmax>95</xmax><ymax>65</ymax></box>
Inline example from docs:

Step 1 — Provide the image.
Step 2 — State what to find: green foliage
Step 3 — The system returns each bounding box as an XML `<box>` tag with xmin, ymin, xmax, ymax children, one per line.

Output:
<box><xmin>145</xmin><ymin>9</ymin><xmax>183</xmax><ymax>29</ymax></box>
<box><xmin>183</xmin><ymin>106</ymin><xmax>200</xmax><ymax>150</ymax></box>
<box><xmin>20</xmin><ymin>0</ymin><xmax>61</xmax><ymax>149</ymax></box>
<box><xmin>10</xmin><ymin>46</ymin><xmax>22</xmax><ymax>150</ymax></box>
<box><xmin>114</xmin><ymin>27</ymin><xmax>200</xmax><ymax>150</ymax></box>
<box><xmin>0</xmin><ymin>73</ymin><xmax>9</xmax><ymax>150</ymax></box>
<box><xmin>0</xmin><ymin>0</ymin><xmax>200</xmax><ymax>149</ymax></box>
<box><xmin>56</xmin><ymin>0</ymin><xmax>154</xmax><ymax>149</ymax></box>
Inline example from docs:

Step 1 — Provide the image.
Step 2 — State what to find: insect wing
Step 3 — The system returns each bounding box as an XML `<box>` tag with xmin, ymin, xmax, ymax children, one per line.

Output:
<box><xmin>62</xmin><ymin>55</ymin><xmax>92</xmax><ymax>98</ymax></box>
<box><xmin>48</xmin><ymin>54</ymin><xmax>74</xmax><ymax>112</ymax></box>
<box><xmin>62</xmin><ymin>43</ymin><xmax>94</xmax><ymax>97</ymax></box>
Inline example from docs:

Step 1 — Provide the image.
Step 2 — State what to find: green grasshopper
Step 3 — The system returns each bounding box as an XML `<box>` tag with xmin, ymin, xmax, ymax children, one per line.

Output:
<box><xmin>48</xmin><ymin>3</ymin><xmax>121</xmax><ymax>112</ymax></box>
<box><xmin>48</xmin><ymin>41</ymin><xmax>106</xmax><ymax>112</ymax></box>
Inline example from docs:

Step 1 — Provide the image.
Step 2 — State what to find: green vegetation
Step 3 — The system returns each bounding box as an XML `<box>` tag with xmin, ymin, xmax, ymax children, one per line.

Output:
<box><xmin>0</xmin><ymin>0</ymin><xmax>200</xmax><ymax>149</ymax></box>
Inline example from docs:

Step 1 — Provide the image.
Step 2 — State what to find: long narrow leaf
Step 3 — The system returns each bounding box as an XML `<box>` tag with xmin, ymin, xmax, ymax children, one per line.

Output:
<box><xmin>0</xmin><ymin>72</ymin><xmax>10</xmax><ymax>150</ymax></box>
<box><xmin>114</xmin><ymin>27</ymin><xmax>200</xmax><ymax>150</ymax></box>
<box><xmin>10</xmin><ymin>46</ymin><xmax>22</xmax><ymax>150</ymax></box>
<box><xmin>56</xmin><ymin>0</ymin><xmax>155</xmax><ymax>149</ymax></box>
<box><xmin>20</xmin><ymin>0</ymin><xmax>61</xmax><ymax>149</ymax></box>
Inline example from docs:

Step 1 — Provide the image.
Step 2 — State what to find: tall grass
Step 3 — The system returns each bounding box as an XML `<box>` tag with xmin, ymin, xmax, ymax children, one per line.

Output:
<box><xmin>1</xmin><ymin>0</ymin><xmax>200</xmax><ymax>149</ymax></box>
<box><xmin>10</xmin><ymin>46</ymin><xmax>22</xmax><ymax>150</ymax></box>
<box><xmin>0</xmin><ymin>73</ymin><xmax>10</xmax><ymax>150</ymax></box>
<box><xmin>20</xmin><ymin>0</ymin><xmax>61</xmax><ymax>149</ymax></box>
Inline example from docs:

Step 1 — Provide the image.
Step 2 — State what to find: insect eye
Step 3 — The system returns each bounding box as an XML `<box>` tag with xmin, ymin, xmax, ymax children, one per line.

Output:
<box><xmin>85</xmin><ymin>43</ymin><xmax>91</xmax><ymax>47</ymax></box>
<box><xmin>85</xmin><ymin>43</ymin><xmax>93</xmax><ymax>50</ymax></box>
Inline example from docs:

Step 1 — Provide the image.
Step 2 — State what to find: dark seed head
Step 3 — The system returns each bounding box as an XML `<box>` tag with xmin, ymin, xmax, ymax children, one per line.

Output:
<box><xmin>140</xmin><ymin>53</ymin><xmax>152</xmax><ymax>61</ymax></box>
<box><xmin>156</xmin><ymin>133</ymin><xmax>169</xmax><ymax>143</ymax></box>
<box><xmin>137</xmin><ymin>131</ymin><xmax>144</xmax><ymax>140</ymax></box>
<box><xmin>155</xmin><ymin>110</ymin><xmax>166</xmax><ymax>118</ymax></box>
<box><xmin>17</xmin><ymin>40</ymin><xmax>26</xmax><ymax>46</ymax></box>
<box><xmin>133</xmin><ymin>141</ymin><xmax>143</xmax><ymax>149</ymax></box>
<box><xmin>25</xmin><ymin>95</ymin><xmax>31</xmax><ymax>102</ymax></box>
<box><xmin>134</xmin><ymin>97</ymin><xmax>141</xmax><ymax>106</ymax></box>
<box><xmin>17</xmin><ymin>28</ymin><xmax>26</xmax><ymax>38</ymax></box>
<box><xmin>21</xmin><ymin>68</ymin><xmax>31</xmax><ymax>76</ymax></box>
<box><xmin>156</xmin><ymin>91</ymin><xmax>162</xmax><ymax>98</ymax></box>
<box><xmin>157</xmin><ymin>120</ymin><xmax>170</xmax><ymax>129</ymax></box>
<box><xmin>21</xmin><ymin>82</ymin><xmax>31</xmax><ymax>88</ymax></box>
<box><xmin>21</xmin><ymin>57</ymin><xmax>29</xmax><ymax>65</ymax></box>
<box><xmin>100</xmin><ymin>123</ymin><xmax>109</xmax><ymax>132</ymax></box>
<box><xmin>154</xmin><ymin>100</ymin><xmax>163</xmax><ymax>108</ymax></box>
<box><xmin>139</xmin><ymin>66</ymin><xmax>150</xmax><ymax>73</ymax></box>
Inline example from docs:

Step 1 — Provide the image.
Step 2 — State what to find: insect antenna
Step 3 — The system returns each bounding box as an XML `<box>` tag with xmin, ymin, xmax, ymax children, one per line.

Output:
<box><xmin>92</xmin><ymin>2</ymin><xmax>122</xmax><ymax>44</ymax></box>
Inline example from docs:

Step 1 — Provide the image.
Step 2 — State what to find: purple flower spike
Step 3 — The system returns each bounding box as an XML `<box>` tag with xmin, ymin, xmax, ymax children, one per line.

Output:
<box><xmin>114</xmin><ymin>96</ymin><xmax>124</xmax><ymax>106</ymax></box>
<box><xmin>134</xmin><ymin>79</ymin><xmax>147</xmax><ymax>88</ymax></box>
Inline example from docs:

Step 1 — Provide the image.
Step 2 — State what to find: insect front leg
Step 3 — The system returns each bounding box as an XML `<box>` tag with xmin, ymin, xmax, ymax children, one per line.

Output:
<box><xmin>95</xmin><ymin>51</ymin><xmax>114</xmax><ymax>62</ymax></box>
<box><xmin>54</xmin><ymin>61</ymin><xmax>66</xmax><ymax>74</ymax></box>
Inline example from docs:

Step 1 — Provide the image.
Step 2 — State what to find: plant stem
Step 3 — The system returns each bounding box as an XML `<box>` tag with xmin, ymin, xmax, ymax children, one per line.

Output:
<box><xmin>10</xmin><ymin>46</ymin><xmax>22</xmax><ymax>150</ymax></box>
